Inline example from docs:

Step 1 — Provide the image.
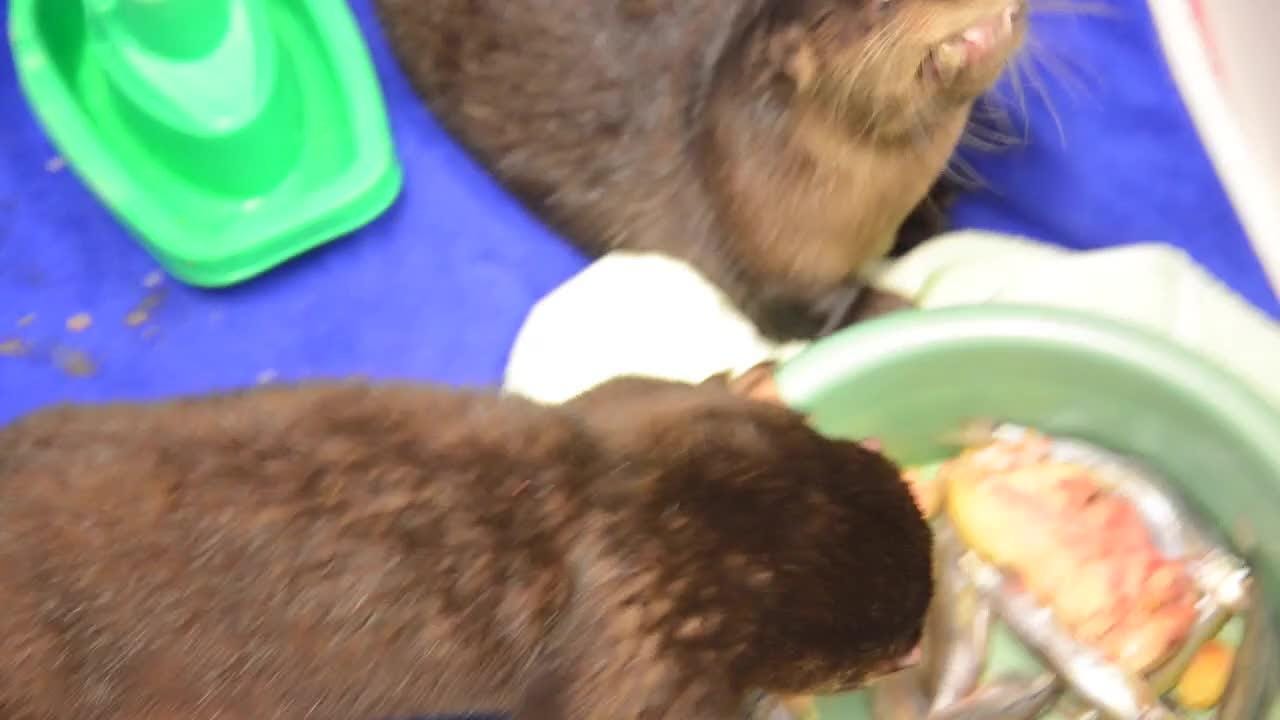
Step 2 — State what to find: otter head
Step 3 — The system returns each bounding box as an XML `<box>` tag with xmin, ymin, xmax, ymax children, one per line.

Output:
<box><xmin>568</xmin><ymin>376</ymin><xmax>933</xmax><ymax>697</ymax></box>
<box><xmin>739</xmin><ymin>0</ymin><xmax>1028</xmax><ymax>142</ymax></box>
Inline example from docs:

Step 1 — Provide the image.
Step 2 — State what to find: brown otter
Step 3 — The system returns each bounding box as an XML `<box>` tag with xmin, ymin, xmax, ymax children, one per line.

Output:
<box><xmin>372</xmin><ymin>0</ymin><xmax>1027</xmax><ymax>340</ymax></box>
<box><xmin>0</xmin><ymin>376</ymin><xmax>932</xmax><ymax>719</ymax></box>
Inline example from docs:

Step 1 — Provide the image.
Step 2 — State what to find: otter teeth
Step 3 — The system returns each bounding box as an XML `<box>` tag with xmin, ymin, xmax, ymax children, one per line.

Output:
<box><xmin>951</xmin><ymin>4</ymin><xmax>1019</xmax><ymax>57</ymax></box>
<box><xmin>961</xmin><ymin>24</ymin><xmax>996</xmax><ymax>53</ymax></box>
<box><xmin>930</xmin><ymin>3</ymin><xmax>1022</xmax><ymax>82</ymax></box>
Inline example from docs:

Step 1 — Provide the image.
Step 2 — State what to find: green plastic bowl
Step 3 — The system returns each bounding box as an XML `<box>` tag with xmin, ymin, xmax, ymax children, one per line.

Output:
<box><xmin>773</xmin><ymin>304</ymin><xmax>1280</xmax><ymax>718</ymax></box>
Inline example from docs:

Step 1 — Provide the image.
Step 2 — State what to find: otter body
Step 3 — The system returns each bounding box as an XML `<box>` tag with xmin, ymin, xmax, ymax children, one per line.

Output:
<box><xmin>374</xmin><ymin>0</ymin><xmax>1026</xmax><ymax>339</ymax></box>
<box><xmin>0</xmin><ymin>378</ymin><xmax>931</xmax><ymax>719</ymax></box>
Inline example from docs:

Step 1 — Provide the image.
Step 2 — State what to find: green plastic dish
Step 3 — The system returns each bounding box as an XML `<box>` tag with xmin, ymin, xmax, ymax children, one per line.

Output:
<box><xmin>8</xmin><ymin>0</ymin><xmax>403</xmax><ymax>286</ymax></box>
<box><xmin>773</xmin><ymin>304</ymin><xmax>1280</xmax><ymax>719</ymax></box>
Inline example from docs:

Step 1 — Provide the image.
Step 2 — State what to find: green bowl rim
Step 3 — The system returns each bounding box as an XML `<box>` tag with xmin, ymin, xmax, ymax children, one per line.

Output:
<box><xmin>775</xmin><ymin>303</ymin><xmax>1280</xmax><ymax>485</ymax></box>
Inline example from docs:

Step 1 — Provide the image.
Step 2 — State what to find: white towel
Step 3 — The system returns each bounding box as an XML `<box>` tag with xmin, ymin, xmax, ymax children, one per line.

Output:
<box><xmin>503</xmin><ymin>231</ymin><xmax>1280</xmax><ymax>410</ymax></box>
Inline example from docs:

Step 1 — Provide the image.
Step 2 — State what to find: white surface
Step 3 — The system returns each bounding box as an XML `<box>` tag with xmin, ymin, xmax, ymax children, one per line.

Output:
<box><xmin>503</xmin><ymin>232</ymin><xmax>1280</xmax><ymax>410</ymax></box>
<box><xmin>1147</xmin><ymin>0</ymin><xmax>1280</xmax><ymax>297</ymax></box>
<box><xmin>502</xmin><ymin>252</ymin><xmax>806</xmax><ymax>405</ymax></box>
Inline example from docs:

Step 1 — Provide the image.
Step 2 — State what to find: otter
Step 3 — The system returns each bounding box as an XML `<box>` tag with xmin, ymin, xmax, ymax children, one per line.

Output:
<box><xmin>373</xmin><ymin>0</ymin><xmax>1027</xmax><ymax>339</ymax></box>
<box><xmin>0</xmin><ymin>375</ymin><xmax>932</xmax><ymax>719</ymax></box>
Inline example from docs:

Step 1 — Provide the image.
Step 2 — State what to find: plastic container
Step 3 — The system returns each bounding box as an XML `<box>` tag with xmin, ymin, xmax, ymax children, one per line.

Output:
<box><xmin>7</xmin><ymin>0</ymin><xmax>403</xmax><ymax>286</ymax></box>
<box><xmin>1148</xmin><ymin>0</ymin><xmax>1280</xmax><ymax>300</ymax></box>
<box><xmin>771</xmin><ymin>304</ymin><xmax>1280</xmax><ymax>718</ymax></box>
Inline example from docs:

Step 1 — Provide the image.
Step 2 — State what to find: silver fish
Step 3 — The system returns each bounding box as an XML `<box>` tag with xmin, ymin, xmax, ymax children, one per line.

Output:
<box><xmin>1051</xmin><ymin>692</ymin><xmax>1106</xmax><ymax>720</ymax></box>
<box><xmin>925</xmin><ymin>521</ymin><xmax>994</xmax><ymax>712</ymax></box>
<box><xmin>1215</xmin><ymin>577</ymin><xmax>1278</xmax><ymax>719</ymax></box>
<box><xmin>872</xmin><ymin>667</ymin><xmax>930</xmax><ymax>720</ymax></box>
<box><xmin>958</xmin><ymin>553</ymin><xmax>1177</xmax><ymax>720</ymax></box>
<box><xmin>927</xmin><ymin>672</ymin><xmax>1062</xmax><ymax>720</ymax></box>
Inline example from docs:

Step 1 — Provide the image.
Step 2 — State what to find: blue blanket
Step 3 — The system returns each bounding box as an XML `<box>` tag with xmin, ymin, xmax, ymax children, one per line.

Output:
<box><xmin>1</xmin><ymin>0</ymin><xmax>1276</xmax><ymax>423</ymax></box>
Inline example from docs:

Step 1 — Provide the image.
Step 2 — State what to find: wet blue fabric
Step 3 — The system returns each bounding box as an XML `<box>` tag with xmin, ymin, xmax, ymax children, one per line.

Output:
<box><xmin>1</xmin><ymin>0</ymin><xmax>1274</xmax><ymax>424</ymax></box>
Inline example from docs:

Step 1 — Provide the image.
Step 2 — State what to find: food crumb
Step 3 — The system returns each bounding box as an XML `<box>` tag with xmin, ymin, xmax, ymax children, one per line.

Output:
<box><xmin>65</xmin><ymin>312</ymin><xmax>92</xmax><ymax>332</ymax></box>
<box><xmin>17</xmin><ymin>313</ymin><xmax>36</xmax><ymax>327</ymax></box>
<box><xmin>1175</xmin><ymin>639</ymin><xmax>1234</xmax><ymax>709</ymax></box>
<box><xmin>124</xmin><ymin>290</ymin><xmax>166</xmax><ymax>328</ymax></box>
<box><xmin>142</xmin><ymin>270</ymin><xmax>164</xmax><ymax>289</ymax></box>
<box><xmin>44</xmin><ymin>155</ymin><xmax>65</xmax><ymax>173</ymax></box>
<box><xmin>53</xmin><ymin>348</ymin><xmax>97</xmax><ymax>378</ymax></box>
<box><xmin>256</xmin><ymin>369</ymin><xmax>279</xmax><ymax>385</ymax></box>
<box><xmin>0</xmin><ymin>338</ymin><xmax>30</xmax><ymax>356</ymax></box>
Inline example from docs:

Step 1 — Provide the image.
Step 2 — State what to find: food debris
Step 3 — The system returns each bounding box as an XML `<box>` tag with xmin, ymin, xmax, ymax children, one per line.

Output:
<box><xmin>876</xmin><ymin>426</ymin><xmax>1263</xmax><ymax>720</ymax></box>
<box><xmin>65</xmin><ymin>312</ymin><xmax>93</xmax><ymax>332</ymax></box>
<box><xmin>0</xmin><ymin>338</ymin><xmax>30</xmax><ymax>356</ymax></box>
<box><xmin>124</xmin><ymin>289</ymin><xmax>166</xmax><ymax>327</ymax></box>
<box><xmin>1174</xmin><ymin>639</ymin><xmax>1235</xmax><ymax>710</ymax></box>
<box><xmin>44</xmin><ymin>155</ymin><xmax>65</xmax><ymax>173</ymax></box>
<box><xmin>942</xmin><ymin>433</ymin><xmax>1199</xmax><ymax>674</ymax></box>
<box><xmin>53</xmin><ymin>348</ymin><xmax>97</xmax><ymax>378</ymax></box>
<box><xmin>902</xmin><ymin>466</ymin><xmax>943</xmax><ymax>519</ymax></box>
<box><xmin>16</xmin><ymin>313</ymin><xmax>36</xmax><ymax>327</ymax></box>
<box><xmin>142</xmin><ymin>270</ymin><xmax>165</xmax><ymax>289</ymax></box>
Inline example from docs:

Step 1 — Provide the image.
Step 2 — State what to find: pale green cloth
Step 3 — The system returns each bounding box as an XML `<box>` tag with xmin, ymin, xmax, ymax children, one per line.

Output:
<box><xmin>503</xmin><ymin>231</ymin><xmax>1280</xmax><ymax>410</ymax></box>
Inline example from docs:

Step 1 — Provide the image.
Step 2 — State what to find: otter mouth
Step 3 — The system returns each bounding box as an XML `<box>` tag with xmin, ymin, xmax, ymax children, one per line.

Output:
<box><xmin>926</xmin><ymin>2</ymin><xmax>1027</xmax><ymax>85</ymax></box>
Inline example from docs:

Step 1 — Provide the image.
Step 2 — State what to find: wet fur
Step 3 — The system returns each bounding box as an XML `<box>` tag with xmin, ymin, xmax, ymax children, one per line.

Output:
<box><xmin>0</xmin><ymin>378</ymin><xmax>932</xmax><ymax>719</ymax></box>
<box><xmin>373</xmin><ymin>0</ymin><xmax>1022</xmax><ymax>339</ymax></box>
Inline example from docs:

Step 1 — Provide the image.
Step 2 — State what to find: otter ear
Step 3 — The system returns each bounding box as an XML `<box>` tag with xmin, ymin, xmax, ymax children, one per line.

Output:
<box><xmin>767</xmin><ymin>24</ymin><xmax>820</xmax><ymax>92</ymax></box>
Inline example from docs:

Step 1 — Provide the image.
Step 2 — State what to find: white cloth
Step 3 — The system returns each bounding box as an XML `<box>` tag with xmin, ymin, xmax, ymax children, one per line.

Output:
<box><xmin>503</xmin><ymin>231</ymin><xmax>1280</xmax><ymax>410</ymax></box>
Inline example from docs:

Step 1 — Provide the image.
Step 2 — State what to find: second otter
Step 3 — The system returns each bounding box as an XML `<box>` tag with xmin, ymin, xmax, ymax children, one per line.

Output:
<box><xmin>375</xmin><ymin>0</ymin><xmax>1028</xmax><ymax>339</ymax></box>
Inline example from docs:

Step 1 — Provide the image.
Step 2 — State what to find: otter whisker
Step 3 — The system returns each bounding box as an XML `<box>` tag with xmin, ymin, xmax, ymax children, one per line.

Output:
<box><xmin>1025</xmin><ymin>36</ymin><xmax>1098</xmax><ymax>103</ymax></box>
<box><xmin>959</xmin><ymin>120</ymin><xmax>1024</xmax><ymax>151</ymax></box>
<box><xmin>1018</xmin><ymin>52</ymin><xmax>1068</xmax><ymax>147</ymax></box>
<box><xmin>1004</xmin><ymin>54</ymin><xmax>1034</xmax><ymax>143</ymax></box>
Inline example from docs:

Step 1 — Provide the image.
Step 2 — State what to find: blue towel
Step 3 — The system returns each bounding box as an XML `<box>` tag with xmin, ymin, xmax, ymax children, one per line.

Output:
<box><xmin>1</xmin><ymin>0</ymin><xmax>1275</xmax><ymax>423</ymax></box>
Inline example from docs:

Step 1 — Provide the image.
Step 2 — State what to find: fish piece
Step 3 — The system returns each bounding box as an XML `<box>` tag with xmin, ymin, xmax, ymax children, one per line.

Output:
<box><xmin>925</xmin><ymin>522</ymin><xmax>992</xmax><ymax>712</ymax></box>
<box><xmin>1189</xmin><ymin>550</ymin><xmax>1253</xmax><ymax>615</ymax></box>
<box><xmin>1007</xmin><ymin>426</ymin><xmax>1253</xmax><ymax>614</ymax></box>
<box><xmin>942</xmin><ymin>430</ymin><xmax>1201</xmax><ymax>674</ymax></box>
<box><xmin>871</xmin><ymin>667</ymin><xmax>929</xmax><ymax>720</ymax></box>
<box><xmin>927</xmin><ymin>672</ymin><xmax>1062</xmax><ymax>720</ymax></box>
<box><xmin>903</xmin><ymin>466</ymin><xmax>945</xmax><ymax>519</ymax></box>
<box><xmin>1146</xmin><ymin>600</ymin><xmax>1233</xmax><ymax>694</ymax></box>
<box><xmin>958</xmin><ymin>553</ymin><xmax>1177</xmax><ymax>720</ymax></box>
<box><xmin>1174</xmin><ymin>639</ymin><xmax>1235</xmax><ymax>710</ymax></box>
<box><xmin>1215</xmin><ymin>579</ymin><xmax>1277</xmax><ymax>719</ymax></box>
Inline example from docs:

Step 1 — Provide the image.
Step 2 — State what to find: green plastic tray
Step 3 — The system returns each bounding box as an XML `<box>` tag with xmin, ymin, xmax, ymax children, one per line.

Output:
<box><xmin>8</xmin><ymin>0</ymin><xmax>403</xmax><ymax>286</ymax></box>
